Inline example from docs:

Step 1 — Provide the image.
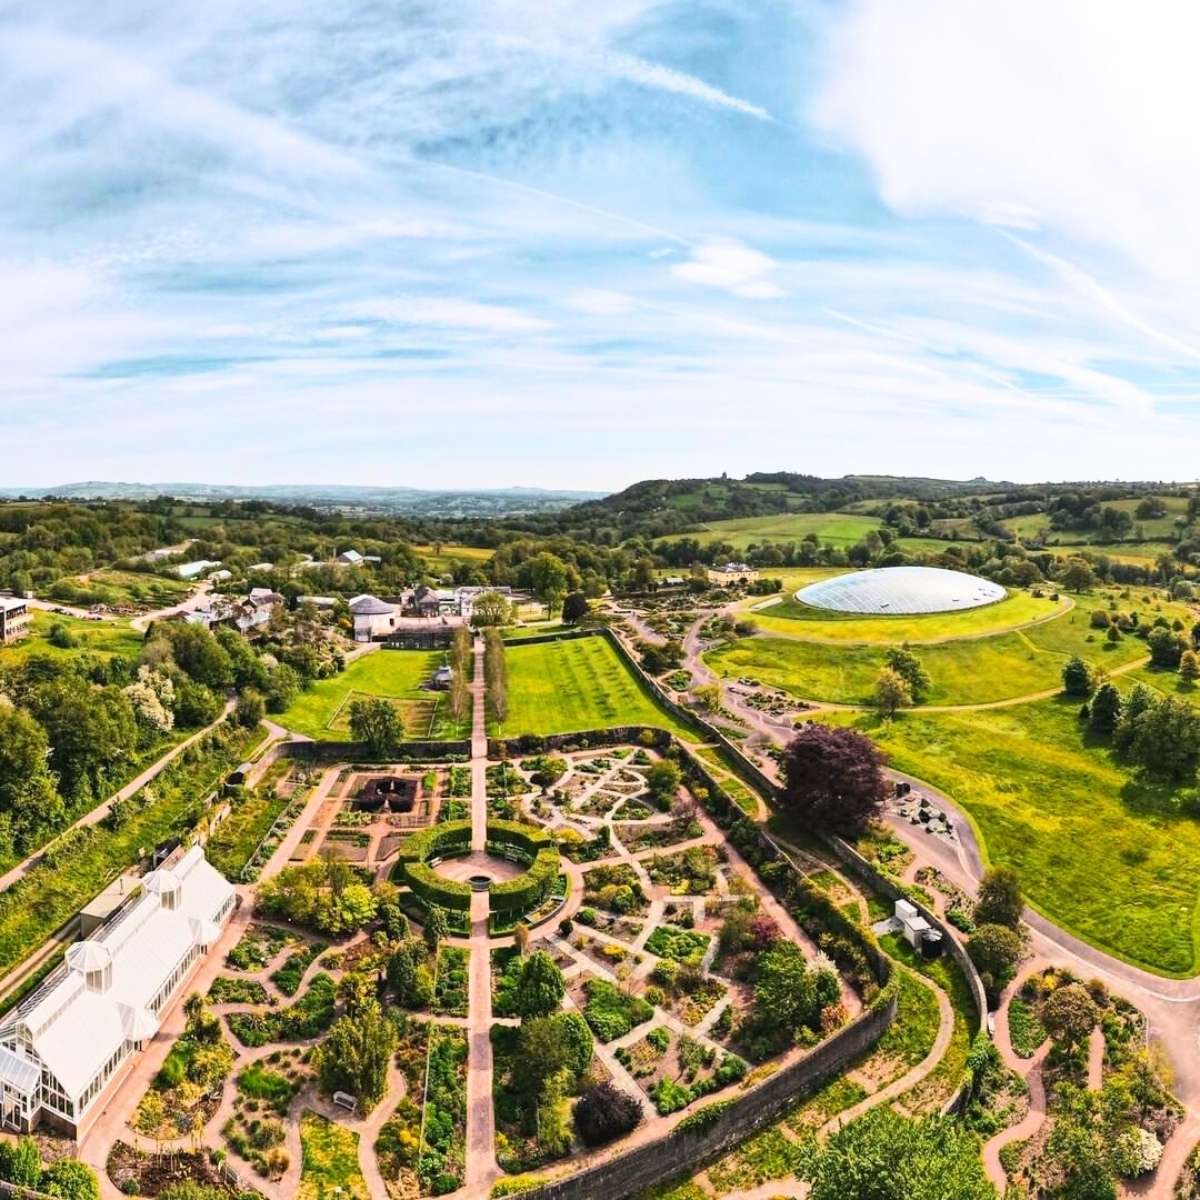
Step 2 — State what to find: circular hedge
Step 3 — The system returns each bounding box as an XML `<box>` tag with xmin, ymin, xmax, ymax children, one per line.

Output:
<box><xmin>394</xmin><ymin>819</ymin><xmax>561</xmax><ymax>922</ymax></box>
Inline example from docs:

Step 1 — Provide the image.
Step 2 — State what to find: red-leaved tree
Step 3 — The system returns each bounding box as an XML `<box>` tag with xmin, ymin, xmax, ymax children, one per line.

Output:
<box><xmin>781</xmin><ymin>724</ymin><xmax>888</xmax><ymax>835</ymax></box>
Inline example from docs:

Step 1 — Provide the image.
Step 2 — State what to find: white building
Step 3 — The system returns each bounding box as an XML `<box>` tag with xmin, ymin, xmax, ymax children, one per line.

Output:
<box><xmin>337</xmin><ymin>549</ymin><xmax>364</xmax><ymax>566</ymax></box>
<box><xmin>176</xmin><ymin>560</ymin><xmax>221</xmax><ymax>580</ymax></box>
<box><xmin>0</xmin><ymin>597</ymin><xmax>30</xmax><ymax>645</ymax></box>
<box><xmin>705</xmin><ymin>562</ymin><xmax>759</xmax><ymax>584</ymax></box>
<box><xmin>894</xmin><ymin>899</ymin><xmax>931</xmax><ymax>951</ymax></box>
<box><xmin>0</xmin><ymin>847</ymin><xmax>234</xmax><ymax>1137</ymax></box>
<box><xmin>349</xmin><ymin>594</ymin><xmax>396</xmax><ymax>642</ymax></box>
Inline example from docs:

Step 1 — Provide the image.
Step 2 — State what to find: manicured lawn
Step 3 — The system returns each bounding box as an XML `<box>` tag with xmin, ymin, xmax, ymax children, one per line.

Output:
<box><xmin>823</xmin><ymin>698</ymin><xmax>1200</xmax><ymax>976</ymax></box>
<box><xmin>276</xmin><ymin>649</ymin><xmax>468</xmax><ymax>741</ymax></box>
<box><xmin>497</xmin><ymin>636</ymin><xmax>699</xmax><ymax>741</ymax></box>
<box><xmin>0</xmin><ymin>611</ymin><xmax>144</xmax><ymax>665</ymax></box>
<box><xmin>741</xmin><ymin>588</ymin><xmax>1060</xmax><ymax>644</ymax></box>
<box><xmin>300</xmin><ymin>1111</ymin><xmax>369</xmax><ymax>1200</ymax></box>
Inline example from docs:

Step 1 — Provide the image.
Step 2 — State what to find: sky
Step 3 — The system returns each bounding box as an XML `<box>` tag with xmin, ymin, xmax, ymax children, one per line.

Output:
<box><xmin>4</xmin><ymin>0</ymin><xmax>1200</xmax><ymax>491</ymax></box>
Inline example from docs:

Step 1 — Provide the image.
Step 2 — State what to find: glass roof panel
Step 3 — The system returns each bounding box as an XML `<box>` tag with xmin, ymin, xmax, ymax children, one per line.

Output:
<box><xmin>795</xmin><ymin>567</ymin><xmax>1006</xmax><ymax>615</ymax></box>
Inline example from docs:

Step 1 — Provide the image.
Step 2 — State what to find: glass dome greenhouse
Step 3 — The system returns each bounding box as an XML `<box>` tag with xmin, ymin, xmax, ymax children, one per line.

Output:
<box><xmin>795</xmin><ymin>566</ymin><xmax>1006</xmax><ymax>615</ymax></box>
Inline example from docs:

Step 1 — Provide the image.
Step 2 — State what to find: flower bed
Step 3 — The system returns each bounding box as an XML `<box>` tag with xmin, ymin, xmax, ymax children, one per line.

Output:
<box><xmin>226</xmin><ymin>974</ymin><xmax>337</xmax><ymax>1047</ymax></box>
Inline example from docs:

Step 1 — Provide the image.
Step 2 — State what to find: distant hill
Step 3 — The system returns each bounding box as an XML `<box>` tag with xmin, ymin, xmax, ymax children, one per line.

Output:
<box><xmin>540</xmin><ymin>472</ymin><xmax>1018</xmax><ymax>540</ymax></box>
<box><xmin>0</xmin><ymin>481</ymin><xmax>605</xmax><ymax>518</ymax></box>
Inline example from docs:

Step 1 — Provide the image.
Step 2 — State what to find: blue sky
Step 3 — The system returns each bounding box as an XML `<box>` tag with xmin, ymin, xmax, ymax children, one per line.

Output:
<box><xmin>3</xmin><ymin>0</ymin><xmax>1200</xmax><ymax>490</ymax></box>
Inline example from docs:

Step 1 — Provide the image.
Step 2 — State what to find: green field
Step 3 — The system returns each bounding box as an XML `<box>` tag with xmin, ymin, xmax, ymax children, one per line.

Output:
<box><xmin>819</xmin><ymin>698</ymin><xmax>1200</xmax><ymax>977</ymax></box>
<box><xmin>674</xmin><ymin>512</ymin><xmax>883</xmax><ymax>551</ymax></box>
<box><xmin>742</xmin><ymin>589</ymin><xmax>1060</xmax><ymax>644</ymax></box>
<box><xmin>0</xmin><ymin>611</ymin><xmax>144</xmax><ymax>666</ymax></box>
<box><xmin>412</xmin><ymin>542</ymin><xmax>495</xmax><ymax>573</ymax></box>
<box><xmin>65</xmin><ymin>569</ymin><xmax>191</xmax><ymax>607</ymax></box>
<box><xmin>497</xmin><ymin>636</ymin><xmax>698</xmax><ymax>740</ymax></box>
<box><xmin>706</xmin><ymin>600</ymin><xmax>1153</xmax><ymax>708</ymax></box>
<box><xmin>276</xmin><ymin>650</ymin><xmax>468</xmax><ymax>741</ymax></box>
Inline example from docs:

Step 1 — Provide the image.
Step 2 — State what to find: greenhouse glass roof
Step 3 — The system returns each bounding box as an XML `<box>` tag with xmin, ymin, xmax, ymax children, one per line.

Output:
<box><xmin>795</xmin><ymin>567</ymin><xmax>1006</xmax><ymax>615</ymax></box>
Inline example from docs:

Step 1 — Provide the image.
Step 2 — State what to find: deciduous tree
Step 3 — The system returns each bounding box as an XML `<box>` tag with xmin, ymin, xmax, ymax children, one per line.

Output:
<box><xmin>780</xmin><ymin>724</ymin><xmax>888</xmax><ymax>835</ymax></box>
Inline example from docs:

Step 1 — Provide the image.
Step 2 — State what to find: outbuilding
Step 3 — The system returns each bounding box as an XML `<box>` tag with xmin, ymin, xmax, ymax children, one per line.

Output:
<box><xmin>349</xmin><ymin>594</ymin><xmax>396</xmax><ymax>642</ymax></box>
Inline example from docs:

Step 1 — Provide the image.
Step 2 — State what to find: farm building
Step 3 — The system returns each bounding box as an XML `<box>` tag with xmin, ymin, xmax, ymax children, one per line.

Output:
<box><xmin>0</xmin><ymin>847</ymin><xmax>234</xmax><ymax>1137</ymax></box>
<box><xmin>350</xmin><ymin>594</ymin><xmax>397</xmax><ymax>642</ymax></box>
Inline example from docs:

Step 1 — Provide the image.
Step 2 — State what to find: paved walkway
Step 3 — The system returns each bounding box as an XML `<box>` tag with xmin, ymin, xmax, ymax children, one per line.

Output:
<box><xmin>463</xmin><ymin>636</ymin><xmax>499</xmax><ymax>1194</ymax></box>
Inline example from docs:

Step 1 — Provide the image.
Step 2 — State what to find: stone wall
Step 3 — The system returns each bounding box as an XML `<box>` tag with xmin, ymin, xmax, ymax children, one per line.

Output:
<box><xmin>519</xmin><ymin>996</ymin><xmax>897</xmax><ymax>1200</ymax></box>
<box><xmin>822</xmin><ymin>834</ymin><xmax>989</xmax><ymax>1114</ymax></box>
<box><xmin>276</xmin><ymin>739</ymin><xmax>470</xmax><ymax>763</ymax></box>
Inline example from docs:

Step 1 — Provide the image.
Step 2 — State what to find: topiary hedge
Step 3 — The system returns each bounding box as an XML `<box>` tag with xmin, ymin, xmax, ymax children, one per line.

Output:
<box><xmin>490</xmin><ymin>847</ymin><xmax>560</xmax><ymax>917</ymax></box>
<box><xmin>405</xmin><ymin>863</ymin><xmax>472</xmax><ymax>912</ymax></box>
<box><xmin>394</xmin><ymin>819</ymin><xmax>472</xmax><ymax>869</ymax></box>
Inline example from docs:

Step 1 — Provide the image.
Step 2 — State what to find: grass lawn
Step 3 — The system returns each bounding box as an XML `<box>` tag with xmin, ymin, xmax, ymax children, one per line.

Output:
<box><xmin>300</xmin><ymin>1111</ymin><xmax>368</xmax><ymax>1200</ymax></box>
<box><xmin>741</xmin><ymin>588</ymin><xmax>1061</xmax><ymax>644</ymax></box>
<box><xmin>879</xmin><ymin>932</ymin><xmax>976</xmax><ymax>1112</ymax></box>
<box><xmin>54</xmin><ymin>569</ymin><xmax>192</xmax><ymax>608</ymax></box>
<box><xmin>822</xmin><ymin>698</ymin><xmax>1200</xmax><ymax>976</ymax></box>
<box><xmin>678</xmin><ymin>512</ymin><xmax>882</xmax><ymax>551</ymax></box>
<box><xmin>276</xmin><ymin>650</ymin><xmax>468</xmax><ymax>741</ymax></box>
<box><xmin>0</xmin><ymin>611</ymin><xmax>144</xmax><ymax>666</ymax></box>
<box><xmin>496</xmin><ymin>636</ymin><xmax>699</xmax><ymax>741</ymax></box>
<box><xmin>706</xmin><ymin>631</ymin><xmax>1065</xmax><ymax>707</ymax></box>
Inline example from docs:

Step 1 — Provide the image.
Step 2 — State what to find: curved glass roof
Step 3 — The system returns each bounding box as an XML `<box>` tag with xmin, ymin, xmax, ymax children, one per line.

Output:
<box><xmin>795</xmin><ymin>567</ymin><xmax>1006</xmax><ymax>615</ymax></box>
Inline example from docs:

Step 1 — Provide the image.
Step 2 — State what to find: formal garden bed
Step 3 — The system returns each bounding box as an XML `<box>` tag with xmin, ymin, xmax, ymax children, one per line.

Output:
<box><xmin>226</xmin><ymin>974</ymin><xmax>337</xmax><ymax>1047</ymax></box>
<box><xmin>223</xmin><ymin>1053</ymin><xmax>308</xmax><ymax>1179</ymax></box>
<box><xmin>132</xmin><ymin>998</ymin><xmax>233</xmax><ymax>1140</ymax></box>
<box><xmin>375</xmin><ymin>1020</ymin><xmax>467</xmax><ymax>1197</ymax></box>
<box><xmin>107</xmin><ymin>1141</ymin><xmax>243</xmax><ymax>1198</ymax></box>
<box><xmin>998</xmin><ymin>965</ymin><xmax>1182</xmax><ymax>1196</ymax></box>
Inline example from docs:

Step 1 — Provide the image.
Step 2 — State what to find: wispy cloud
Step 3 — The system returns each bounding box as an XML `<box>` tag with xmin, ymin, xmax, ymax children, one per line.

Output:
<box><xmin>3</xmin><ymin>0</ymin><xmax>1200</xmax><ymax>488</ymax></box>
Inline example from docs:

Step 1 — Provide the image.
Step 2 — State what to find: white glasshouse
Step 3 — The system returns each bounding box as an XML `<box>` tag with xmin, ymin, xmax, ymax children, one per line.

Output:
<box><xmin>795</xmin><ymin>566</ymin><xmax>1006</xmax><ymax>615</ymax></box>
<box><xmin>0</xmin><ymin>846</ymin><xmax>235</xmax><ymax>1136</ymax></box>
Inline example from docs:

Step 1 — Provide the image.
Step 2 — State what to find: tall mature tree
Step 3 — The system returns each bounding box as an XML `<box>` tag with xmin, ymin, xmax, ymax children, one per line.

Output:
<box><xmin>1088</xmin><ymin>683</ymin><xmax>1123</xmax><ymax>736</ymax></box>
<box><xmin>873</xmin><ymin>667</ymin><xmax>912</xmax><ymax>718</ymax></box>
<box><xmin>312</xmin><ymin>999</ymin><xmax>398</xmax><ymax>1110</ymax></box>
<box><xmin>883</xmin><ymin>647</ymin><xmax>931</xmax><ymax>703</ymax></box>
<box><xmin>1042</xmin><ymin>983</ymin><xmax>1099</xmax><ymax>1051</ymax></box>
<box><xmin>573</xmin><ymin>1081</ymin><xmax>643</xmax><ymax>1147</ymax></box>
<box><xmin>561</xmin><ymin>592</ymin><xmax>589</xmax><ymax>625</ymax></box>
<box><xmin>973</xmin><ymin>867</ymin><xmax>1023</xmax><ymax>930</ymax></box>
<box><xmin>780</xmin><ymin>724</ymin><xmax>888</xmax><ymax>835</ymax></box>
<box><xmin>514</xmin><ymin>950</ymin><xmax>566</xmax><ymax>1019</ymax></box>
<box><xmin>1061</xmin><ymin>656</ymin><xmax>1093</xmax><ymax>698</ymax></box>
<box><xmin>348</xmin><ymin>698</ymin><xmax>403</xmax><ymax>757</ymax></box>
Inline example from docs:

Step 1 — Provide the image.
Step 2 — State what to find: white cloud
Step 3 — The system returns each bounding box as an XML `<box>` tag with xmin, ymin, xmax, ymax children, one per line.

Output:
<box><xmin>565</xmin><ymin>290</ymin><xmax>636</xmax><ymax>315</ymax></box>
<box><xmin>598</xmin><ymin>50</ymin><xmax>772</xmax><ymax>122</ymax></box>
<box><xmin>810</xmin><ymin>0</ymin><xmax>1200</xmax><ymax>280</ymax></box>
<box><xmin>344</xmin><ymin>298</ymin><xmax>551</xmax><ymax>333</ymax></box>
<box><xmin>671</xmin><ymin>239</ymin><xmax>786</xmax><ymax>299</ymax></box>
